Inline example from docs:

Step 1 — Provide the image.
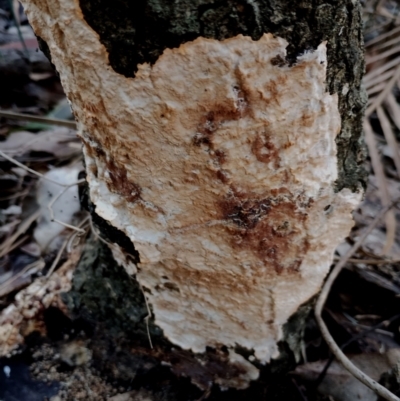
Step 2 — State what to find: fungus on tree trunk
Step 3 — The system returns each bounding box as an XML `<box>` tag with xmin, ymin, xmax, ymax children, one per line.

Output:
<box><xmin>20</xmin><ymin>0</ymin><xmax>366</xmax><ymax>390</ymax></box>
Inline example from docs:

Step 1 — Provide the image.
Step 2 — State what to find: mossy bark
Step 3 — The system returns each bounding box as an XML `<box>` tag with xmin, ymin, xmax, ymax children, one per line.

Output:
<box><xmin>55</xmin><ymin>0</ymin><xmax>366</xmax><ymax>398</ymax></box>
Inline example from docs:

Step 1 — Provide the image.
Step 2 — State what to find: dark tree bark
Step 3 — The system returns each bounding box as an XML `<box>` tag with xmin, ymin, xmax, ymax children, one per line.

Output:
<box><xmin>21</xmin><ymin>0</ymin><xmax>366</xmax><ymax>398</ymax></box>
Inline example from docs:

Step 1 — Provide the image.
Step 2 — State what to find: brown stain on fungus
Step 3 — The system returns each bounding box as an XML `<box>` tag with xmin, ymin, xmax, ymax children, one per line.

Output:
<box><xmin>82</xmin><ymin>137</ymin><xmax>141</xmax><ymax>204</ymax></box>
<box><xmin>214</xmin><ymin>149</ymin><xmax>226</xmax><ymax>164</ymax></box>
<box><xmin>251</xmin><ymin>131</ymin><xmax>280</xmax><ymax>167</ymax></box>
<box><xmin>216</xmin><ymin>169</ymin><xmax>230</xmax><ymax>184</ymax></box>
<box><xmin>220</xmin><ymin>189</ymin><xmax>311</xmax><ymax>274</ymax></box>
<box><xmin>270</xmin><ymin>55</ymin><xmax>287</xmax><ymax>67</ymax></box>
<box><xmin>263</xmin><ymin>75</ymin><xmax>288</xmax><ymax>106</ymax></box>
<box><xmin>193</xmin><ymin>84</ymin><xmax>249</xmax><ymax>147</ymax></box>
<box><xmin>107</xmin><ymin>160</ymin><xmax>141</xmax><ymax>203</ymax></box>
<box><xmin>84</xmin><ymin>102</ymin><xmax>99</xmax><ymax>114</ymax></box>
<box><xmin>301</xmin><ymin>112</ymin><xmax>315</xmax><ymax>128</ymax></box>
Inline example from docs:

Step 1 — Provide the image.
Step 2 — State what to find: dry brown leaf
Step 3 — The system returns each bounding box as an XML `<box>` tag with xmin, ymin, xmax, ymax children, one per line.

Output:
<box><xmin>0</xmin><ymin>246</ymin><xmax>82</xmax><ymax>356</ymax></box>
<box><xmin>294</xmin><ymin>350</ymin><xmax>400</xmax><ymax>401</ymax></box>
<box><xmin>356</xmin><ymin>268</ymin><xmax>400</xmax><ymax>294</ymax></box>
<box><xmin>33</xmin><ymin>164</ymin><xmax>83</xmax><ymax>252</ymax></box>
<box><xmin>364</xmin><ymin>120</ymin><xmax>396</xmax><ymax>254</ymax></box>
<box><xmin>377</xmin><ymin>106</ymin><xmax>400</xmax><ymax>177</ymax></box>
<box><xmin>364</xmin><ymin>57</ymin><xmax>400</xmax><ymax>84</ymax></box>
<box><xmin>366</xmin><ymin>44</ymin><xmax>400</xmax><ymax>65</ymax></box>
<box><xmin>368</xmin><ymin>81</ymin><xmax>391</xmax><ymax>98</ymax></box>
<box><xmin>108</xmin><ymin>390</ymin><xmax>154</xmax><ymax>401</ymax></box>
<box><xmin>366</xmin><ymin>65</ymin><xmax>400</xmax><ymax>116</ymax></box>
<box><xmin>385</xmin><ymin>93</ymin><xmax>400</xmax><ymax>131</ymax></box>
<box><xmin>365</xmin><ymin>69</ymin><xmax>395</xmax><ymax>90</ymax></box>
<box><xmin>0</xmin><ymin>259</ymin><xmax>45</xmax><ymax>298</ymax></box>
<box><xmin>359</xmin><ymin>228</ymin><xmax>400</xmax><ymax>259</ymax></box>
<box><xmin>365</xmin><ymin>26</ymin><xmax>400</xmax><ymax>48</ymax></box>
<box><xmin>0</xmin><ymin>128</ymin><xmax>79</xmax><ymax>159</ymax></box>
<box><xmin>0</xmin><ymin>210</ymin><xmax>40</xmax><ymax>258</ymax></box>
<box><xmin>367</xmin><ymin>33</ymin><xmax>400</xmax><ymax>53</ymax></box>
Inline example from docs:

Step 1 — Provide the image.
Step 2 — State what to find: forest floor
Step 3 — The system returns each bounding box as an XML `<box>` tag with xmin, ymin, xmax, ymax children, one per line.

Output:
<box><xmin>1</xmin><ymin>0</ymin><xmax>400</xmax><ymax>400</ymax></box>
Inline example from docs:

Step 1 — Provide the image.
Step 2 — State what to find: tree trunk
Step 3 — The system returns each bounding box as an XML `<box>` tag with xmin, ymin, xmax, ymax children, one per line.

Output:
<box><xmin>21</xmin><ymin>0</ymin><xmax>366</xmax><ymax>396</ymax></box>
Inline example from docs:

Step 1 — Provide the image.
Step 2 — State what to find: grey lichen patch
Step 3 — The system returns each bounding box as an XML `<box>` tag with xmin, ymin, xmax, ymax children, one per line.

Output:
<box><xmin>79</xmin><ymin>0</ymin><xmax>366</xmax><ymax>191</ymax></box>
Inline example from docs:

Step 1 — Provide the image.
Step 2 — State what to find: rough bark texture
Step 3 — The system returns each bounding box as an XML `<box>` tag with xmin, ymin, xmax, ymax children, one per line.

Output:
<box><xmin>21</xmin><ymin>0</ymin><xmax>366</xmax><ymax>396</ymax></box>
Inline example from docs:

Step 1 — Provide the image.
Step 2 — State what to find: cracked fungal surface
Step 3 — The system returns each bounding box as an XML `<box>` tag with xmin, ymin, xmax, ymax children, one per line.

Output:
<box><xmin>21</xmin><ymin>0</ymin><xmax>364</xmax><ymax>388</ymax></box>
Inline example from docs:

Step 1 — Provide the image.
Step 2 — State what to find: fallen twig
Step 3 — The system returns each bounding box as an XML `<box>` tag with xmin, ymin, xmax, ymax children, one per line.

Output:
<box><xmin>334</xmin><ymin>256</ymin><xmax>400</xmax><ymax>264</ymax></box>
<box><xmin>0</xmin><ymin>210</ymin><xmax>40</xmax><ymax>258</ymax></box>
<box><xmin>0</xmin><ymin>259</ymin><xmax>45</xmax><ymax>298</ymax></box>
<box><xmin>365</xmin><ymin>25</ymin><xmax>400</xmax><ymax>47</ymax></box>
<box><xmin>0</xmin><ymin>149</ymin><xmax>74</xmax><ymax>186</ymax></box>
<box><xmin>0</xmin><ymin>109</ymin><xmax>77</xmax><ymax>129</ymax></box>
<box><xmin>47</xmin><ymin>180</ymin><xmax>86</xmax><ymax>233</ymax></box>
<box><xmin>364</xmin><ymin>120</ymin><xmax>396</xmax><ymax>254</ymax></box>
<box><xmin>0</xmin><ymin>149</ymin><xmax>86</xmax><ymax>236</ymax></box>
<box><xmin>46</xmin><ymin>215</ymin><xmax>90</xmax><ymax>278</ymax></box>
<box><xmin>366</xmin><ymin>65</ymin><xmax>400</xmax><ymax>116</ymax></box>
<box><xmin>315</xmin><ymin>312</ymin><xmax>400</xmax><ymax>387</ymax></box>
<box><xmin>315</xmin><ymin>201</ymin><xmax>400</xmax><ymax>401</ymax></box>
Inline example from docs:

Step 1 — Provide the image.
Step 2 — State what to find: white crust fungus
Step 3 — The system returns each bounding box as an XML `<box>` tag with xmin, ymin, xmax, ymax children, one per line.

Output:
<box><xmin>21</xmin><ymin>0</ymin><xmax>362</xmax><ymax>386</ymax></box>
